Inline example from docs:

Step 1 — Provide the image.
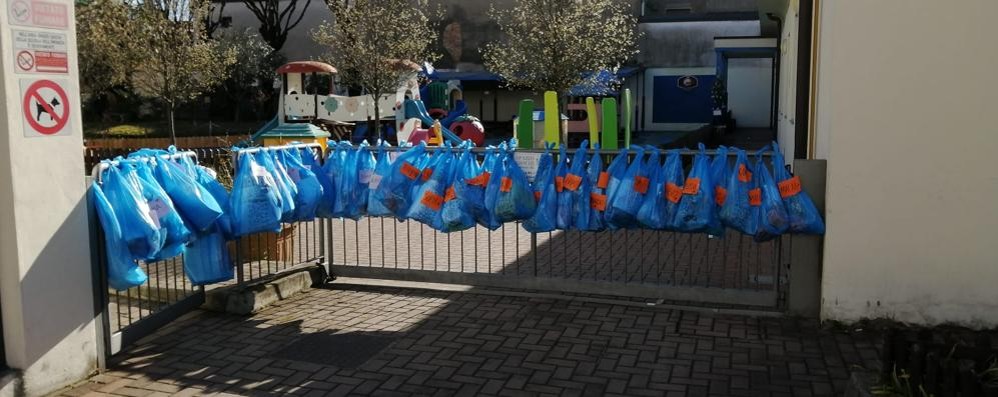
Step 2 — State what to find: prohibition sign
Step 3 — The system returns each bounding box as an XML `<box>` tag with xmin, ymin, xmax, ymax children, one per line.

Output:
<box><xmin>16</xmin><ymin>50</ymin><xmax>34</xmax><ymax>71</ymax></box>
<box><xmin>22</xmin><ymin>79</ymin><xmax>69</xmax><ymax>135</ymax></box>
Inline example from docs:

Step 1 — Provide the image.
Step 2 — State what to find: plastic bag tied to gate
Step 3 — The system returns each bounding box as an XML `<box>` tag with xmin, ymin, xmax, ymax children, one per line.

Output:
<box><xmin>558</xmin><ymin>140</ymin><xmax>591</xmax><ymax>230</ymax></box>
<box><xmin>371</xmin><ymin>141</ymin><xmax>428</xmax><ymax>219</ymax></box>
<box><xmin>99</xmin><ymin>162</ymin><xmax>162</xmax><ymax>260</ymax></box>
<box><xmin>440</xmin><ymin>142</ymin><xmax>478</xmax><ymax>232</ymax></box>
<box><xmin>256</xmin><ymin>150</ymin><xmax>297</xmax><ymax>222</ymax></box>
<box><xmin>349</xmin><ymin>142</ymin><xmax>376</xmax><ymax>218</ymax></box>
<box><xmin>280</xmin><ymin>148</ymin><xmax>324</xmax><ymax>223</ymax></box>
<box><xmin>706</xmin><ymin>146</ymin><xmax>729</xmax><ymax>236</ymax></box>
<box><xmin>607</xmin><ymin>146</ymin><xmax>649</xmax><ymax>229</ymax></box>
<box><xmin>131</xmin><ymin>161</ymin><xmax>191</xmax><ymax>260</ymax></box>
<box><xmin>553</xmin><ymin>144</ymin><xmax>572</xmax><ymax>230</ymax></box>
<box><xmin>753</xmin><ymin>146</ymin><xmax>790</xmax><ymax>242</ymax></box>
<box><xmin>495</xmin><ymin>140</ymin><xmax>536</xmax><ymax>223</ymax></box>
<box><xmin>407</xmin><ymin>143</ymin><xmax>456</xmax><ymax>230</ymax></box>
<box><xmin>230</xmin><ymin>150</ymin><xmax>282</xmax><ymax>236</ymax></box>
<box><xmin>184</xmin><ymin>230</ymin><xmax>234</xmax><ymax>285</ymax></box>
<box><xmin>316</xmin><ymin>142</ymin><xmax>343</xmax><ymax>218</ymax></box>
<box><xmin>91</xmin><ymin>179</ymin><xmax>149</xmax><ymax>290</ymax></box>
<box><xmin>770</xmin><ymin>143</ymin><xmax>825</xmax><ymax>235</ymax></box>
<box><xmin>583</xmin><ymin>142</ymin><xmax>607</xmax><ymax>232</ymax></box>
<box><xmin>675</xmin><ymin>143</ymin><xmax>717</xmax><ymax>233</ymax></box>
<box><xmin>637</xmin><ymin>147</ymin><xmax>669</xmax><ymax>230</ymax></box>
<box><xmin>480</xmin><ymin>142</ymin><xmax>508</xmax><ymax>230</ymax></box>
<box><xmin>366</xmin><ymin>141</ymin><xmax>394</xmax><ymax>217</ymax></box>
<box><xmin>332</xmin><ymin>141</ymin><xmax>358</xmax><ymax>219</ymax></box>
<box><xmin>148</xmin><ymin>155</ymin><xmax>223</xmax><ymax>232</ymax></box>
<box><xmin>522</xmin><ymin>142</ymin><xmax>557</xmax><ymax>233</ymax></box>
<box><xmin>602</xmin><ymin>147</ymin><xmax>631</xmax><ymax>230</ymax></box>
<box><xmin>719</xmin><ymin>147</ymin><xmax>758</xmax><ymax>235</ymax></box>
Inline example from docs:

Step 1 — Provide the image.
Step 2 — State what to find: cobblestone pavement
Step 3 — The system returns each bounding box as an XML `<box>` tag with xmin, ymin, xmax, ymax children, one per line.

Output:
<box><xmin>59</xmin><ymin>285</ymin><xmax>880</xmax><ymax>397</ymax></box>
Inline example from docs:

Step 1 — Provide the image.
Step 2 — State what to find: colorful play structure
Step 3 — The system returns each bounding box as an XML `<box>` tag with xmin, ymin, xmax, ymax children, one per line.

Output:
<box><xmin>252</xmin><ymin>61</ymin><xmax>486</xmax><ymax>148</ymax></box>
<box><xmin>512</xmin><ymin>88</ymin><xmax>633</xmax><ymax>149</ymax></box>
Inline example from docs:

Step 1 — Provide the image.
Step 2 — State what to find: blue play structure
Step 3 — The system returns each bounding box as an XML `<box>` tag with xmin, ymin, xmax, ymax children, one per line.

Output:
<box><xmin>403</xmin><ymin>99</ymin><xmax>464</xmax><ymax>144</ymax></box>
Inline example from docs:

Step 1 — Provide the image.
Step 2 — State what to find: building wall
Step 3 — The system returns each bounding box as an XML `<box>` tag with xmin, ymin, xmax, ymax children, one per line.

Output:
<box><xmin>814</xmin><ymin>0</ymin><xmax>998</xmax><ymax>327</ymax></box>
<box><xmin>727</xmin><ymin>58</ymin><xmax>773</xmax><ymax>128</ymax></box>
<box><xmin>775</xmin><ymin>0</ymin><xmax>798</xmax><ymax>161</ymax></box>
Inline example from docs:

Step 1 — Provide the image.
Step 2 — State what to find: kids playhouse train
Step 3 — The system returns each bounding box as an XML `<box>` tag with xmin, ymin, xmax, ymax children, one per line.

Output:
<box><xmin>251</xmin><ymin>61</ymin><xmax>486</xmax><ymax>148</ymax></box>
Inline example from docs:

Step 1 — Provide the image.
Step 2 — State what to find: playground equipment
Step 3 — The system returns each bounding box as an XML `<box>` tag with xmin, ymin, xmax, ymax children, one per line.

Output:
<box><xmin>513</xmin><ymin>89</ymin><xmax>633</xmax><ymax>149</ymax></box>
<box><xmin>398</xmin><ymin>92</ymin><xmax>484</xmax><ymax>146</ymax></box>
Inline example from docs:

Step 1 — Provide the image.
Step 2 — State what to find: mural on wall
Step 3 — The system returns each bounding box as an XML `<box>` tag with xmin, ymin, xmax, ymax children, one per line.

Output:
<box><xmin>442</xmin><ymin>22</ymin><xmax>463</xmax><ymax>64</ymax></box>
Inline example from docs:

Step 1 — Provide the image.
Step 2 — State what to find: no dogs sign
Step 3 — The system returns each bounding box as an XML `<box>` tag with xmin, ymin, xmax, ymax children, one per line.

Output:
<box><xmin>21</xmin><ymin>78</ymin><xmax>71</xmax><ymax>137</ymax></box>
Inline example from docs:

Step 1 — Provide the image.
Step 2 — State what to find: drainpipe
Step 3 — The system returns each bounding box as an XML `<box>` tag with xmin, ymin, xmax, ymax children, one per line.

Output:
<box><xmin>767</xmin><ymin>13</ymin><xmax>782</xmax><ymax>140</ymax></box>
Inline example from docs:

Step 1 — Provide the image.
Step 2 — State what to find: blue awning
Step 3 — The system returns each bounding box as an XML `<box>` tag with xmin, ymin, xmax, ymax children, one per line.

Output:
<box><xmin>427</xmin><ymin>66</ymin><xmax>641</xmax><ymax>96</ymax></box>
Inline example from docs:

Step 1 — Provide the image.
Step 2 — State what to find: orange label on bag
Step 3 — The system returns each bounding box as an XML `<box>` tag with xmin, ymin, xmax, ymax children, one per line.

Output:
<box><xmin>564</xmin><ymin>174</ymin><xmax>582</xmax><ymax>191</ymax></box>
<box><xmin>420</xmin><ymin>191</ymin><xmax>444</xmax><ymax>211</ymax></box>
<box><xmin>715</xmin><ymin>186</ymin><xmax>728</xmax><ymax>206</ymax></box>
<box><xmin>467</xmin><ymin>171</ymin><xmax>490</xmax><ymax>186</ymax></box>
<box><xmin>590</xmin><ymin>193</ymin><xmax>607</xmax><ymax>211</ymax></box>
<box><xmin>778</xmin><ymin>176</ymin><xmax>802</xmax><ymax>198</ymax></box>
<box><xmin>421</xmin><ymin>168</ymin><xmax>433</xmax><ymax>182</ymax></box>
<box><xmin>444</xmin><ymin>186</ymin><xmax>457</xmax><ymax>202</ymax></box>
<box><xmin>666</xmin><ymin>182</ymin><xmax>683</xmax><ymax>203</ymax></box>
<box><xmin>534</xmin><ymin>190</ymin><xmax>542</xmax><ymax>202</ymax></box>
<box><xmin>400</xmin><ymin>162</ymin><xmax>419</xmax><ymax>180</ymax></box>
<box><xmin>500</xmin><ymin>177</ymin><xmax>513</xmax><ymax>192</ymax></box>
<box><xmin>597</xmin><ymin>172</ymin><xmax>610</xmax><ymax>189</ymax></box>
<box><xmin>682</xmin><ymin>178</ymin><xmax>701</xmax><ymax>195</ymax></box>
<box><xmin>555</xmin><ymin>176</ymin><xmax>564</xmax><ymax>192</ymax></box>
<box><xmin>748</xmin><ymin>188</ymin><xmax>762</xmax><ymax>206</ymax></box>
<box><xmin>738</xmin><ymin>164</ymin><xmax>752</xmax><ymax>183</ymax></box>
<box><xmin>633</xmin><ymin>176</ymin><xmax>650</xmax><ymax>194</ymax></box>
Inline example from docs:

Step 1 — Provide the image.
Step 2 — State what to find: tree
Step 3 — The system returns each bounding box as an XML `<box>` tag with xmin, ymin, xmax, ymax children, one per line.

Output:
<box><xmin>313</xmin><ymin>0</ymin><xmax>439</xmax><ymax>139</ymax></box>
<box><xmin>129</xmin><ymin>0</ymin><xmax>237</xmax><ymax>144</ymax></box>
<box><xmin>215</xmin><ymin>28</ymin><xmax>286</xmax><ymax>122</ymax></box>
<box><xmin>77</xmin><ymin>0</ymin><xmax>143</xmax><ymax>100</ymax></box>
<box><xmin>482</xmin><ymin>0</ymin><xmax>639</xmax><ymax>98</ymax></box>
<box><xmin>242</xmin><ymin>0</ymin><xmax>312</xmax><ymax>51</ymax></box>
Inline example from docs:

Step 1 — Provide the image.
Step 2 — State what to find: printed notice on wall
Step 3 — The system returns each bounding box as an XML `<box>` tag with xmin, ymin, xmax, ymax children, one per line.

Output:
<box><xmin>12</xmin><ymin>29</ymin><xmax>68</xmax><ymax>74</ymax></box>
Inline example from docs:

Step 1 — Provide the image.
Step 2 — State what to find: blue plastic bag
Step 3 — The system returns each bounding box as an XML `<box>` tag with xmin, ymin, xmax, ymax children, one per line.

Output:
<box><xmin>462</xmin><ymin>146</ymin><xmax>491</xmax><ymax>227</ymax></box>
<box><xmin>366</xmin><ymin>142</ymin><xmax>394</xmax><ymax>217</ymax></box>
<box><xmin>256</xmin><ymin>150</ymin><xmax>296</xmax><ymax>222</ymax></box>
<box><xmin>230</xmin><ymin>151</ymin><xmax>282</xmax><ymax>236</ymax></box>
<box><xmin>336</xmin><ymin>141</ymin><xmax>363</xmax><ymax>220</ymax></box>
<box><xmin>522</xmin><ymin>143</ymin><xmax>557</xmax><ymax>233</ymax></box>
<box><xmin>191</xmin><ymin>162</ymin><xmax>233</xmax><ymax>239</ymax></box>
<box><xmin>554</xmin><ymin>144</ymin><xmax>572</xmax><ymax>229</ymax></box>
<box><xmin>480</xmin><ymin>142</ymin><xmax>508</xmax><ymax>230</ymax></box>
<box><xmin>753</xmin><ymin>147</ymin><xmax>790</xmax><ymax>242</ymax></box>
<box><xmin>349</xmin><ymin>142</ymin><xmax>376</xmax><ymax>218</ymax></box>
<box><xmin>370</xmin><ymin>142</ymin><xmax>428</xmax><ymax>219</ymax></box>
<box><xmin>152</xmin><ymin>158</ymin><xmax>223</xmax><ymax>232</ymax></box>
<box><xmin>280</xmin><ymin>148</ymin><xmax>324</xmax><ymax>222</ymax></box>
<box><xmin>131</xmin><ymin>161</ymin><xmax>190</xmax><ymax>260</ymax></box>
<box><xmin>637</xmin><ymin>148</ymin><xmax>669</xmax><ymax>230</ymax></box>
<box><xmin>770</xmin><ymin>144</ymin><xmax>825</xmax><ymax>235</ymax></box>
<box><xmin>496</xmin><ymin>144</ymin><xmax>536</xmax><ymax>223</ymax></box>
<box><xmin>582</xmin><ymin>143</ymin><xmax>607</xmax><ymax>232</ymax></box>
<box><xmin>407</xmin><ymin>144</ymin><xmax>455</xmax><ymax>230</ymax></box>
<box><xmin>184</xmin><ymin>231</ymin><xmax>234</xmax><ymax>285</ymax></box>
<box><xmin>316</xmin><ymin>142</ymin><xmax>344</xmax><ymax>218</ymax></box>
<box><xmin>719</xmin><ymin>148</ymin><xmax>758</xmax><ymax>235</ymax></box>
<box><xmin>91</xmin><ymin>180</ymin><xmax>149</xmax><ymax>290</ymax></box>
<box><xmin>440</xmin><ymin>143</ymin><xmax>478</xmax><ymax>232</ymax></box>
<box><xmin>706</xmin><ymin>146</ymin><xmax>729</xmax><ymax>236</ymax></box>
<box><xmin>674</xmin><ymin>144</ymin><xmax>716</xmax><ymax>233</ymax></box>
<box><xmin>100</xmin><ymin>162</ymin><xmax>162</xmax><ymax>259</ymax></box>
<box><xmin>602</xmin><ymin>148</ymin><xmax>631</xmax><ymax>230</ymax></box>
<box><xmin>606</xmin><ymin>146</ymin><xmax>649</xmax><ymax>229</ymax></box>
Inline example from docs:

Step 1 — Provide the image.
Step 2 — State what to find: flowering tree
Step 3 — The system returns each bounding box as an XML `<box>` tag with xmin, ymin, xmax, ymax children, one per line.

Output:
<box><xmin>482</xmin><ymin>0</ymin><xmax>640</xmax><ymax>96</ymax></box>
<box><xmin>312</xmin><ymin>0</ymin><xmax>439</xmax><ymax>138</ymax></box>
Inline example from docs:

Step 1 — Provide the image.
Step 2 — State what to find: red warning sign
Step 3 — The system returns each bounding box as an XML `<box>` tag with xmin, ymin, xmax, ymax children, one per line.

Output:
<box><xmin>13</xmin><ymin>30</ymin><xmax>69</xmax><ymax>74</ymax></box>
<box><xmin>22</xmin><ymin>79</ymin><xmax>70</xmax><ymax>136</ymax></box>
<box><xmin>16</xmin><ymin>50</ymin><xmax>34</xmax><ymax>71</ymax></box>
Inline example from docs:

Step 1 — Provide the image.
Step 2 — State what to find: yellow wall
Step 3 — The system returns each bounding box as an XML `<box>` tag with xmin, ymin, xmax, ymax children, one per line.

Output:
<box><xmin>814</xmin><ymin>0</ymin><xmax>998</xmax><ymax>327</ymax></box>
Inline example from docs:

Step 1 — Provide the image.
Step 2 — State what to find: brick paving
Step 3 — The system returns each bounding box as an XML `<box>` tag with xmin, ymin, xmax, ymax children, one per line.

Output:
<box><xmin>60</xmin><ymin>284</ymin><xmax>880</xmax><ymax>397</ymax></box>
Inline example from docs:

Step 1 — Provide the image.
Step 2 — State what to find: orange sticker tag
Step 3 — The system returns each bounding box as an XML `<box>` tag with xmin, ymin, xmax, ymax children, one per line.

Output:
<box><xmin>596</xmin><ymin>172</ymin><xmax>610</xmax><ymax>189</ymax></box>
<box><xmin>400</xmin><ymin>162</ymin><xmax>419</xmax><ymax>180</ymax></box>
<box><xmin>421</xmin><ymin>168</ymin><xmax>433</xmax><ymax>182</ymax></box>
<box><xmin>590</xmin><ymin>193</ymin><xmax>607</xmax><ymax>211</ymax></box>
<box><xmin>444</xmin><ymin>186</ymin><xmax>457</xmax><ymax>202</ymax></box>
<box><xmin>738</xmin><ymin>164</ymin><xmax>753</xmax><ymax>183</ymax></box>
<box><xmin>467</xmin><ymin>171</ymin><xmax>490</xmax><ymax>187</ymax></box>
<box><xmin>715</xmin><ymin>186</ymin><xmax>728</xmax><ymax>206</ymax></box>
<box><xmin>500</xmin><ymin>177</ymin><xmax>513</xmax><ymax>192</ymax></box>
<box><xmin>534</xmin><ymin>191</ymin><xmax>542</xmax><ymax>202</ymax></box>
<box><xmin>555</xmin><ymin>176</ymin><xmax>564</xmax><ymax>193</ymax></box>
<box><xmin>564</xmin><ymin>174</ymin><xmax>582</xmax><ymax>191</ymax></box>
<box><xmin>682</xmin><ymin>178</ymin><xmax>701</xmax><ymax>195</ymax></box>
<box><xmin>778</xmin><ymin>176</ymin><xmax>802</xmax><ymax>198</ymax></box>
<box><xmin>420</xmin><ymin>191</ymin><xmax>444</xmax><ymax>211</ymax></box>
<box><xmin>633</xmin><ymin>176</ymin><xmax>650</xmax><ymax>194</ymax></box>
<box><xmin>748</xmin><ymin>188</ymin><xmax>762</xmax><ymax>206</ymax></box>
<box><xmin>665</xmin><ymin>182</ymin><xmax>683</xmax><ymax>203</ymax></box>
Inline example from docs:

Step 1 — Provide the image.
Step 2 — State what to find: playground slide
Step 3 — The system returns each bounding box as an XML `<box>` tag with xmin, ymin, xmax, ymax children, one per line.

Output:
<box><xmin>403</xmin><ymin>99</ymin><xmax>464</xmax><ymax>145</ymax></box>
<box><xmin>439</xmin><ymin>100</ymin><xmax>468</xmax><ymax>128</ymax></box>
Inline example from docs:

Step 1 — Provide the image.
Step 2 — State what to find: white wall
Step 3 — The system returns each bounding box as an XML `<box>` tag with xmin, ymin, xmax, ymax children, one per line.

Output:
<box><xmin>727</xmin><ymin>58</ymin><xmax>773</xmax><ymax>128</ymax></box>
<box><xmin>775</xmin><ymin>0</ymin><xmax>798</xmax><ymax>161</ymax></box>
<box><xmin>814</xmin><ymin>0</ymin><xmax>998</xmax><ymax>327</ymax></box>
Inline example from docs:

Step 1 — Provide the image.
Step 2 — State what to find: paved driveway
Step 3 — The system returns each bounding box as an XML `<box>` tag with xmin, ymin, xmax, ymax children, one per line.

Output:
<box><xmin>60</xmin><ymin>284</ymin><xmax>880</xmax><ymax>397</ymax></box>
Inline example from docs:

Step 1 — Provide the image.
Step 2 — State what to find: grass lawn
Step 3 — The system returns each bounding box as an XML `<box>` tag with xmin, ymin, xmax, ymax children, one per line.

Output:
<box><xmin>84</xmin><ymin>120</ymin><xmax>264</xmax><ymax>139</ymax></box>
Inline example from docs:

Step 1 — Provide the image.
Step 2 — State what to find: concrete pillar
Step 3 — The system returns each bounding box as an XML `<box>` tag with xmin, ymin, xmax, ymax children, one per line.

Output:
<box><xmin>0</xmin><ymin>1</ymin><xmax>98</xmax><ymax>396</ymax></box>
<box><xmin>786</xmin><ymin>159</ymin><xmax>826</xmax><ymax>318</ymax></box>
